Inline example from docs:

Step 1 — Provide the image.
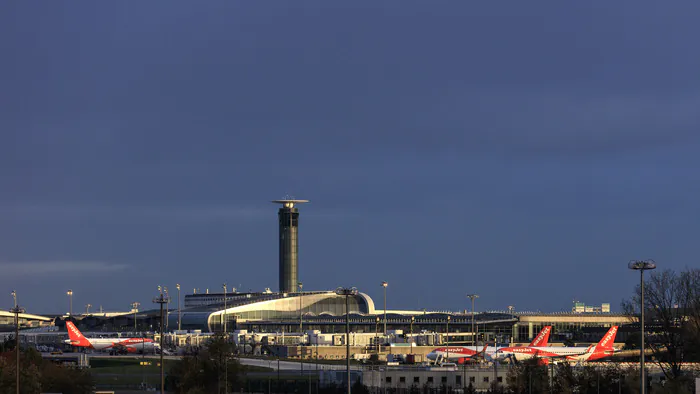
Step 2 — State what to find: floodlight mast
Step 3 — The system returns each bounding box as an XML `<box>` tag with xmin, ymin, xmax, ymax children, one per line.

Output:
<box><xmin>336</xmin><ymin>287</ymin><xmax>358</xmax><ymax>394</ymax></box>
<box><xmin>10</xmin><ymin>290</ymin><xmax>25</xmax><ymax>394</ymax></box>
<box><xmin>467</xmin><ymin>294</ymin><xmax>479</xmax><ymax>346</ymax></box>
<box><xmin>628</xmin><ymin>259</ymin><xmax>656</xmax><ymax>394</ymax></box>
<box><xmin>153</xmin><ymin>286</ymin><xmax>170</xmax><ymax>394</ymax></box>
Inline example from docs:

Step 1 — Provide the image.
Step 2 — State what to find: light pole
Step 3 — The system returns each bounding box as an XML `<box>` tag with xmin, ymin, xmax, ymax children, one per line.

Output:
<box><xmin>153</xmin><ymin>286</ymin><xmax>170</xmax><ymax>394</ymax></box>
<box><xmin>222</xmin><ymin>283</ymin><xmax>228</xmax><ymax>394</ymax></box>
<box><xmin>375</xmin><ymin>316</ymin><xmax>380</xmax><ymax>354</ymax></box>
<box><xmin>131</xmin><ymin>302</ymin><xmax>140</xmax><ymax>332</ymax></box>
<box><xmin>298</xmin><ymin>282</ymin><xmax>304</xmax><ymax>378</ymax></box>
<box><xmin>176</xmin><ymin>283</ymin><xmax>181</xmax><ymax>331</ymax></box>
<box><xmin>467</xmin><ymin>294</ymin><xmax>479</xmax><ymax>347</ymax></box>
<box><xmin>629</xmin><ymin>259</ymin><xmax>656</xmax><ymax>394</ymax></box>
<box><xmin>298</xmin><ymin>282</ymin><xmax>303</xmax><ymax>333</ymax></box>
<box><xmin>446</xmin><ymin>315</ymin><xmax>451</xmax><ymax>362</ymax></box>
<box><xmin>222</xmin><ymin>283</ymin><xmax>227</xmax><ymax>334</ymax></box>
<box><xmin>10</xmin><ymin>290</ymin><xmax>25</xmax><ymax>394</ymax></box>
<box><xmin>164</xmin><ymin>286</ymin><xmax>169</xmax><ymax>332</ymax></box>
<box><xmin>381</xmin><ymin>281</ymin><xmax>388</xmax><ymax>335</ymax></box>
<box><xmin>508</xmin><ymin>305</ymin><xmax>515</xmax><ymax>345</ymax></box>
<box><xmin>85</xmin><ymin>304</ymin><xmax>92</xmax><ymax>315</ymax></box>
<box><xmin>410</xmin><ymin>316</ymin><xmax>415</xmax><ymax>353</ymax></box>
<box><xmin>336</xmin><ymin>287</ymin><xmax>358</xmax><ymax>394</ymax></box>
<box><xmin>66</xmin><ymin>289</ymin><xmax>73</xmax><ymax>316</ymax></box>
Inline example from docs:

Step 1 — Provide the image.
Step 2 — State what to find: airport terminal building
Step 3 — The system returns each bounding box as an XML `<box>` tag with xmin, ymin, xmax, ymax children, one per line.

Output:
<box><xmin>170</xmin><ymin>289</ymin><xmax>628</xmax><ymax>345</ymax></box>
<box><xmin>8</xmin><ymin>198</ymin><xmax>634</xmax><ymax>347</ymax></box>
<box><xmin>163</xmin><ymin>199</ymin><xmax>630</xmax><ymax>344</ymax></box>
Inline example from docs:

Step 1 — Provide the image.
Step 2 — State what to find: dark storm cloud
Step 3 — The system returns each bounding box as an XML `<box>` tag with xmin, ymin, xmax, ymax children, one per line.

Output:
<box><xmin>2</xmin><ymin>1</ymin><xmax>700</xmax><ymax>312</ymax></box>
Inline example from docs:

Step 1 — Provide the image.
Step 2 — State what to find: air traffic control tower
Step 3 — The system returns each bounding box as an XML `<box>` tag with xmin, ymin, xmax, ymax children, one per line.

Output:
<box><xmin>272</xmin><ymin>198</ymin><xmax>309</xmax><ymax>293</ymax></box>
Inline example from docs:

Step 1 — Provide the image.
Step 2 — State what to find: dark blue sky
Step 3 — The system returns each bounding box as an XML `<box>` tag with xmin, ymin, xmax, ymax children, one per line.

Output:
<box><xmin>2</xmin><ymin>2</ymin><xmax>700</xmax><ymax>315</ymax></box>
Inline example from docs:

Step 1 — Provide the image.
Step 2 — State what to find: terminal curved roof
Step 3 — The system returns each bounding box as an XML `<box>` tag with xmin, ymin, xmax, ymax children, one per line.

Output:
<box><xmin>171</xmin><ymin>290</ymin><xmax>523</xmax><ymax>332</ymax></box>
<box><xmin>174</xmin><ymin>291</ymin><xmax>376</xmax><ymax>332</ymax></box>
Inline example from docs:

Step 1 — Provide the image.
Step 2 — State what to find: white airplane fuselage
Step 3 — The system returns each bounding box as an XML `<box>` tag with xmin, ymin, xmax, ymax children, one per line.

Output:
<box><xmin>427</xmin><ymin>346</ymin><xmax>500</xmax><ymax>362</ymax></box>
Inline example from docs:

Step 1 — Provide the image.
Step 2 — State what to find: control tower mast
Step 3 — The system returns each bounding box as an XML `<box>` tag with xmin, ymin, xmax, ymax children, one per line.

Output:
<box><xmin>272</xmin><ymin>198</ymin><xmax>309</xmax><ymax>293</ymax></box>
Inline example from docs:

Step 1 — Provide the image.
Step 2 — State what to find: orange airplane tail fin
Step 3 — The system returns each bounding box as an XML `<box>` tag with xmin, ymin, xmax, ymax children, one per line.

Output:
<box><xmin>529</xmin><ymin>326</ymin><xmax>552</xmax><ymax>347</ymax></box>
<box><xmin>66</xmin><ymin>321</ymin><xmax>92</xmax><ymax>347</ymax></box>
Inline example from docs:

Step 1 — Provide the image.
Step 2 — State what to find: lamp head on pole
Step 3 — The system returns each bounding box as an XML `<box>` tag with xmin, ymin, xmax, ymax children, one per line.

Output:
<box><xmin>176</xmin><ymin>283</ymin><xmax>180</xmax><ymax>291</ymax></box>
<box><xmin>335</xmin><ymin>287</ymin><xmax>358</xmax><ymax>296</ymax></box>
<box><xmin>381</xmin><ymin>281</ymin><xmax>388</xmax><ymax>288</ymax></box>
<box><xmin>628</xmin><ymin>259</ymin><xmax>657</xmax><ymax>271</ymax></box>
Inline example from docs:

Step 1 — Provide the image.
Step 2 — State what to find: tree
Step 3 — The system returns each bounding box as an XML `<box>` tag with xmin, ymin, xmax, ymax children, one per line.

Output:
<box><xmin>622</xmin><ymin>267</ymin><xmax>700</xmax><ymax>381</ymax></box>
<box><xmin>167</xmin><ymin>332</ymin><xmax>246</xmax><ymax>393</ymax></box>
<box><xmin>0</xmin><ymin>347</ymin><xmax>94</xmax><ymax>394</ymax></box>
<box><xmin>0</xmin><ymin>352</ymin><xmax>42</xmax><ymax>394</ymax></box>
<box><xmin>41</xmin><ymin>360</ymin><xmax>94</xmax><ymax>394</ymax></box>
<box><xmin>550</xmin><ymin>362</ymin><xmax>575</xmax><ymax>394</ymax></box>
<box><xmin>464</xmin><ymin>382</ymin><xmax>476</xmax><ymax>394</ymax></box>
<box><xmin>505</xmin><ymin>356</ymin><xmax>550</xmax><ymax>394</ymax></box>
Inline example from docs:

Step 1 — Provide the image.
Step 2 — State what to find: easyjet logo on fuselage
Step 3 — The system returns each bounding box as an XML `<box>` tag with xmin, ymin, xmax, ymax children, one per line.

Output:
<box><xmin>122</xmin><ymin>338</ymin><xmax>153</xmax><ymax>344</ymax></box>
<box><xmin>437</xmin><ymin>347</ymin><xmax>475</xmax><ymax>354</ymax></box>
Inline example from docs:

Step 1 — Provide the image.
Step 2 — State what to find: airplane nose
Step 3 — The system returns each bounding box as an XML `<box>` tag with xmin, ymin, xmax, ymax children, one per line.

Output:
<box><xmin>426</xmin><ymin>352</ymin><xmax>436</xmax><ymax>360</ymax></box>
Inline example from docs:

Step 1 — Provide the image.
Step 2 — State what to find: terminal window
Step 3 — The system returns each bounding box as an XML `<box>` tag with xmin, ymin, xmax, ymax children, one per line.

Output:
<box><xmin>428</xmin><ymin>377</ymin><xmax>434</xmax><ymax>383</ymax></box>
<box><xmin>497</xmin><ymin>377</ymin><xmax>503</xmax><ymax>383</ymax></box>
<box><xmin>385</xmin><ymin>377</ymin><xmax>391</xmax><ymax>384</ymax></box>
<box><xmin>399</xmin><ymin>377</ymin><xmax>405</xmax><ymax>383</ymax></box>
<box><xmin>456</xmin><ymin>375</ymin><xmax>462</xmax><ymax>385</ymax></box>
<box><xmin>441</xmin><ymin>377</ymin><xmax>447</xmax><ymax>383</ymax></box>
<box><xmin>483</xmin><ymin>377</ymin><xmax>489</xmax><ymax>383</ymax></box>
<box><xmin>470</xmin><ymin>377</ymin><xmax>475</xmax><ymax>383</ymax></box>
<box><xmin>414</xmin><ymin>377</ymin><xmax>420</xmax><ymax>384</ymax></box>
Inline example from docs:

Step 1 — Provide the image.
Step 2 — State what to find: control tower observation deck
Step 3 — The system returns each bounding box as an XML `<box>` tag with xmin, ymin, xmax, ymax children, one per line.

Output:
<box><xmin>271</xmin><ymin>199</ymin><xmax>309</xmax><ymax>293</ymax></box>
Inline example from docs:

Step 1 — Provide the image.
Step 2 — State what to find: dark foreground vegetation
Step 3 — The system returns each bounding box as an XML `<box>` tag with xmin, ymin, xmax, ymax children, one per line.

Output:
<box><xmin>0</xmin><ymin>337</ymin><xmax>93</xmax><ymax>394</ymax></box>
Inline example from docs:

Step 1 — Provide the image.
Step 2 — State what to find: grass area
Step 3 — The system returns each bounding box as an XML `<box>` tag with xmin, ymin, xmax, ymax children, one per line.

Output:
<box><xmin>93</xmin><ymin>373</ymin><xmax>160</xmax><ymax>386</ymax></box>
<box><xmin>89</xmin><ymin>355</ymin><xmax>270</xmax><ymax>388</ymax></box>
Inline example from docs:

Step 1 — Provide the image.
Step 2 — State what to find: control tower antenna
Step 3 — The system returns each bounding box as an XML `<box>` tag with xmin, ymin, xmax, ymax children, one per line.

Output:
<box><xmin>272</xmin><ymin>197</ymin><xmax>309</xmax><ymax>293</ymax></box>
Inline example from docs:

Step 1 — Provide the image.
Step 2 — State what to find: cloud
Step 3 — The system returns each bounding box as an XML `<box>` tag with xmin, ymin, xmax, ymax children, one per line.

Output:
<box><xmin>0</xmin><ymin>261</ymin><xmax>128</xmax><ymax>276</ymax></box>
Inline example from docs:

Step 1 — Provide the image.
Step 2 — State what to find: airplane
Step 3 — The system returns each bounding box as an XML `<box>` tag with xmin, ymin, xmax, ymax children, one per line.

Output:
<box><xmin>64</xmin><ymin>321</ymin><xmax>158</xmax><ymax>354</ymax></box>
<box><xmin>497</xmin><ymin>326</ymin><xmax>619</xmax><ymax>363</ymax></box>
<box><xmin>426</xmin><ymin>326</ymin><xmax>553</xmax><ymax>364</ymax></box>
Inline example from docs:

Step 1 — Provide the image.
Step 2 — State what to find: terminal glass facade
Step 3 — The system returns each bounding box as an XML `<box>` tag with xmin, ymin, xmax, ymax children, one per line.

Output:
<box><xmin>208</xmin><ymin>293</ymin><xmax>369</xmax><ymax>332</ymax></box>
